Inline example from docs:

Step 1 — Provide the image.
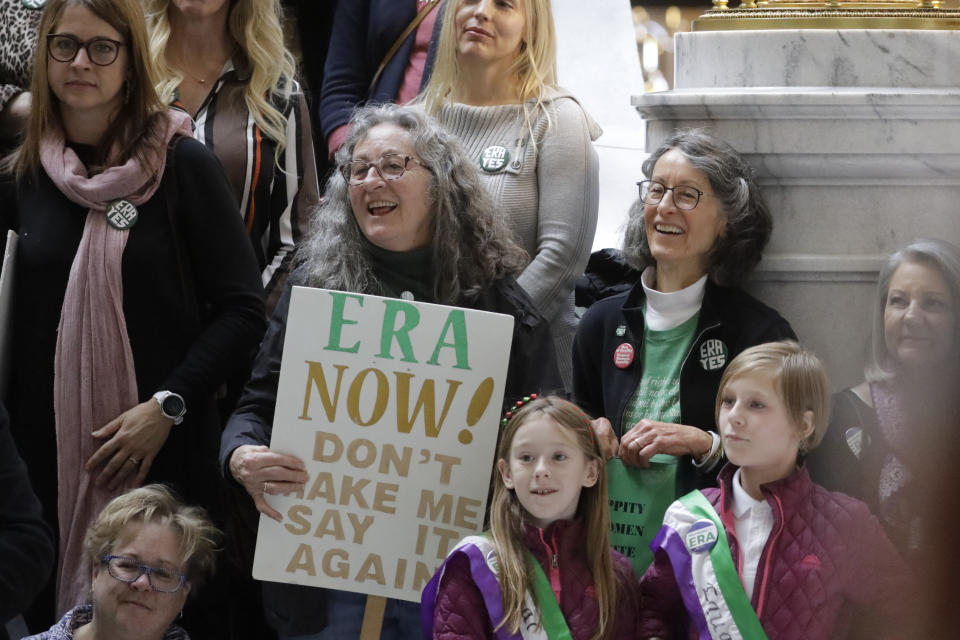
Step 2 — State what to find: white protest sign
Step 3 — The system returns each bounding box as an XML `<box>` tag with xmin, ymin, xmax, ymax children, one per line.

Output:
<box><xmin>252</xmin><ymin>286</ymin><xmax>514</xmax><ymax>602</ymax></box>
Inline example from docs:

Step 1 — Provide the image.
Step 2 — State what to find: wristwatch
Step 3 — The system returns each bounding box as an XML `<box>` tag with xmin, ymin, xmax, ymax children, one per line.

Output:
<box><xmin>153</xmin><ymin>391</ymin><xmax>186</xmax><ymax>425</ymax></box>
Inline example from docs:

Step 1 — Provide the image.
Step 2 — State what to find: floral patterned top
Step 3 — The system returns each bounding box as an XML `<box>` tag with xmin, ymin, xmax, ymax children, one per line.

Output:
<box><xmin>22</xmin><ymin>604</ymin><xmax>191</xmax><ymax>640</ymax></box>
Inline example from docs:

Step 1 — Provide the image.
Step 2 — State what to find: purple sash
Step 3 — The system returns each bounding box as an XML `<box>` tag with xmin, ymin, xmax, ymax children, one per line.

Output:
<box><xmin>421</xmin><ymin>536</ymin><xmax>523</xmax><ymax>640</ymax></box>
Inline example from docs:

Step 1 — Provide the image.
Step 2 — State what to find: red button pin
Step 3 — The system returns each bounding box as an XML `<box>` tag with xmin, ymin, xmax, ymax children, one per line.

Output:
<box><xmin>613</xmin><ymin>343</ymin><xmax>634</xmax><ymax>369</ymax></box>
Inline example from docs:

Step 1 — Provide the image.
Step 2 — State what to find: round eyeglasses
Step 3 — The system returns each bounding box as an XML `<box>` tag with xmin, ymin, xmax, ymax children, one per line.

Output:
<box><xmin>47</xmin><ymin>34</ymin><xmax>124</xmax><ymax>66</ymax></box>
<box><xmin>340</xmin><ymin>153</ymin><xmax>427</xmax><ymax>186</ymax></box>
<box><xmin>102</xmin><ymin>555</ymin><xmax>187</xmax><ymax>593</ymax></box>
<box><xmin>637</xmin><ymin>180</ymin><xmax>704</xmax><ymax>211</ymax></box>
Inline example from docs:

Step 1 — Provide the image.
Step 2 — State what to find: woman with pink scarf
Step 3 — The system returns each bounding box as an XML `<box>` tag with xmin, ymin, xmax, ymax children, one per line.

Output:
<box><xmin>0</xmin><ymin>0</ymin><xmax>265</xmax><ymax>635</ymax></box>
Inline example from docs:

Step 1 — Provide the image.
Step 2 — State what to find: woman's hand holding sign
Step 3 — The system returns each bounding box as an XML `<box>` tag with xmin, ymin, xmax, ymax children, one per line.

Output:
<box><xmin>230</xmin><ymin>444</ymin><xmax>309</xmax><ymax>522</ymax></box>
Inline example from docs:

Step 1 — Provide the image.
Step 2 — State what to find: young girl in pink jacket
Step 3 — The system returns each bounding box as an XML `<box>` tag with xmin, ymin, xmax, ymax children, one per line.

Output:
<box><xmin>638</xmin><ymin>342</ymin><xmax>912</xmax><ymax>640</ymax></box>
<box><xmin>422</xmin><ymin>395</ymin><xmax>639</xmax><ymax>640</ymax></box>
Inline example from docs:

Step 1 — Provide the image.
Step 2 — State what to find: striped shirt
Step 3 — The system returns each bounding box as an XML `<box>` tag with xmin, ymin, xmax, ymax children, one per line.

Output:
<box><xmin>175</xmin><ymin>57</ymin><xmax>320</xmax><ymax>312</ymax></box>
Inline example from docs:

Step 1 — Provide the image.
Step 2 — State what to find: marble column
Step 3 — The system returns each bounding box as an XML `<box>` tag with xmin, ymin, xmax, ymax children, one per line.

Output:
<box><xmin>554</xmin><ymin>0</ymin><xmax>645</xmax><ymax>250</ymax></box>
<box><xmin>634</xmin><ymin>29</ymin><xmax>960</xmax><ymax>387</ymax></box>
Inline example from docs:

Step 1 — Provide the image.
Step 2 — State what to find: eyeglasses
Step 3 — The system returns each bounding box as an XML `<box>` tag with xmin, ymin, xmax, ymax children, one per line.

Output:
<box><xmin>637</xmin><ymin>180</ymin><xmax>705</xmax><ymax>211</ymax></box>
<box><xmin>102</xmin><ymin>555</ymin><xmax>187</xmax><ymax>593</ymax></box>
<box><xmin>47</xmin><ymin>34</ymin><xmax>124</xmax><ymax>66</ymax></box>
<box><xmin>340</xmin><ymin>153</ymin><xmax>427</xmax><ymax>186</ymax></box>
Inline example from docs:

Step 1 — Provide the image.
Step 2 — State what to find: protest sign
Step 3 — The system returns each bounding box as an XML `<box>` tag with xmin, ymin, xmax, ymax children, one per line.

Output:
<box><xmin>252</xmin><ymin>287</ymin><xmax>514</xmax><ymax>602</ymax></box>
<box><xmin>608</xmin><ymin>455</ymin><xmax>678</xmax><ymax>575</ymax></box>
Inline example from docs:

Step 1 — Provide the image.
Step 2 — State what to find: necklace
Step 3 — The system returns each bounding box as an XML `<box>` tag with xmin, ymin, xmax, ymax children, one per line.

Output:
<box><xmin>171</xmin><ymin>47</ymin><xmax>234</xmax><ymax>86</ymax></box>
<box><xmin>177</xmin><ymin>63</ymin><xmax>218</xmax><ymax>86</ymax></box>
<box><xmin>180</xmin><ymin>68</ymin><xmax>211</xmax><ymax>85</ymax></box>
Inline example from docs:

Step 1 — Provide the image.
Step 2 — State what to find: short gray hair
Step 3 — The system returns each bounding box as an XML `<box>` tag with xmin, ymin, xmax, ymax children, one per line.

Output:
<box><xmin>623</xmin><ymin>129</ymin><xmax>772</xmax><ymax>286</ymax></box>
<box><xmin>866</xmin><ymin>239</ymin><xmax>960</xmax><ymax>381</ymax></box>
<box><xmin>297</xmin><ymin>103</ymin><xmax>527</xmax><ymax>304</ymax></box>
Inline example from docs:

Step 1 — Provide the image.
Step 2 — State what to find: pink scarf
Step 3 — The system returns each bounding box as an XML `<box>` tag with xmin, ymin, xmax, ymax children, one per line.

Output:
<box><xmin>42</xmin><ymin>109</ymin><xmax>193</xmax><ymax>614</ymax></box>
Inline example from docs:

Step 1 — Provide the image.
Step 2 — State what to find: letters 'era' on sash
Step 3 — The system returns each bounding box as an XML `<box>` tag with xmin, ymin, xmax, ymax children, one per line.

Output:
<box><xmin>650</xmin><ymin>491</ymin><xmax>769</xmax><ymax>640</ymax></box>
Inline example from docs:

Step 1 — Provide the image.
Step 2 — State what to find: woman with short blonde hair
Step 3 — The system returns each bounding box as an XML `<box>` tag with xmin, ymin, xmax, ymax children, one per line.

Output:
<box><xmin>26</xmin><ymin>485</ymin><xmax>220</xmax><ymax>640</ymax></box>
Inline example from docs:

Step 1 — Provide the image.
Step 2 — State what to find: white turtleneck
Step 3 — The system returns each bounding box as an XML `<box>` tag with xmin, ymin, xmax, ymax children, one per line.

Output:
<box><xmin>640</xmin><ymin>267</ymin><xmax>707</xmax><ymax>331</ymax></box>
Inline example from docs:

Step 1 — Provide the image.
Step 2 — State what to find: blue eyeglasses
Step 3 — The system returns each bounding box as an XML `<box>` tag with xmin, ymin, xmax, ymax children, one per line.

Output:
<box><xmin>102</xmin><ymin>555</ymin><xmax>187</xmax><ymax>593</ymax></box>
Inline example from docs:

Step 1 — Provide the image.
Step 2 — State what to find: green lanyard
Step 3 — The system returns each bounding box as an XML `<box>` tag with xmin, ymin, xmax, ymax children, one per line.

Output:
<box><xmin>527</xmin><ymin>553</ymin><xmax>574</xmax><ymax>640</ymax></box>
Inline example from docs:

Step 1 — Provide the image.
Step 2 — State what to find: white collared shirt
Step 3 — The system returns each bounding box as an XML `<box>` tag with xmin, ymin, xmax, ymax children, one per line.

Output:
<box><xmin>731</xmin><ymin>468</ymin><xmax>774</xmax><ymax>599</ymax></box>
<box><xmin>641</xmin><ymin>267</ymin><xmax>707</xmax><ymax>331</ymax></box>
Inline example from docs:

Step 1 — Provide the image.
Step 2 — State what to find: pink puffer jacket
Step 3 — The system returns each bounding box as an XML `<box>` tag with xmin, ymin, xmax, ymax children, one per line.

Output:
<box><xmin>638</xmin><ymin>464</ymin><xmax>913</xmax><ymax>640</ymax></box>
<box><xmin>430</xmin><ymin>518</ymin><xmax>639</xmax><ymax>639</ymax></box>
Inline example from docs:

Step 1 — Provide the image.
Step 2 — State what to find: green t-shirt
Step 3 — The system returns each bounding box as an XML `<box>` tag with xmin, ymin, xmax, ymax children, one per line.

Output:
<box><xmin>609</xmin><ymin>313</ymin><xmax>699</xmax><ymax>575</ymax></box>
<box><xmin>623</xmin><ymin>313</ymin><xmax>700</xmax><ymax>429</ymax></box>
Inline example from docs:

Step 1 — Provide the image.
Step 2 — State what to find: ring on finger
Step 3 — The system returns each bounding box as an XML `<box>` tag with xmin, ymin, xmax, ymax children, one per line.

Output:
<box><xmin>127</xmin><ymin>456</ymin><xmax>141</xmax><ymax>465</ymax></box>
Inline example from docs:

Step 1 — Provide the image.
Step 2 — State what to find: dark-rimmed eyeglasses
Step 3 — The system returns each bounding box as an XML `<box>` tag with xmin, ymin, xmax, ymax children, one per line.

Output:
<box><xmin>102</xmin><ymin>555</ymin><xmax>187</xmax><ymax>593</ymax></box>
<box><xmin>47</xmin><ymin>34</ymin><xmax>124</xmax><ymax>66</ymax></box>
<box><xmin>637</xmin><ymin>180</ymin><xmax>704</xmax><ymax>211</ymax></box>
<box><xmin>340</xmin><ymin>153</ymin><xmax>427</xmax><ymax>186</ymax></box>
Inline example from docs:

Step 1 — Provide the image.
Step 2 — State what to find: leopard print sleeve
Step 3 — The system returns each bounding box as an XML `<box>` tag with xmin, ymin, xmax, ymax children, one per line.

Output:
<box><xmin>0</xmin><ymin>0</ymin><xmax>42</xmax><ymax>111</ymax></box>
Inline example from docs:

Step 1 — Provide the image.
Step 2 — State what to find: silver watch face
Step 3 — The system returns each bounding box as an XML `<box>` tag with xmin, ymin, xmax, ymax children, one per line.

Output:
<box><xmin>162</xmin><ymin>394</ymin><xmax>185</xmax><ymax>418</ymax></box>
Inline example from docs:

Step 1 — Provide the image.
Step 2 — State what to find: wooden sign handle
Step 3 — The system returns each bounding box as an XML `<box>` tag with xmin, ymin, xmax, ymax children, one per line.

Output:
<box><xmin>360</xmin><ymin>595</ymin><xmax>387</xmax><ymax>640</ymax></box>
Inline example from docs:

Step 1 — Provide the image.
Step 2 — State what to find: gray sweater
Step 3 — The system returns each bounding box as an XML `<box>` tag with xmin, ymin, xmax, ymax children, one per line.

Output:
<box><xmin>438</xmin><ymin>92</ymin><xmax>600</xmax><ymax>390</ymax></box>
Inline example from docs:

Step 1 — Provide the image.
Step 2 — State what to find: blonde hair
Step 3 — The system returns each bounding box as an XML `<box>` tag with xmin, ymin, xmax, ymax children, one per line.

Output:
<box><xmin>490</xmin><ymin>396</ymin><xmax>617</xmax><ymax>640</ymax></box>
<box><xmin>144</xmin><ymin>0</ymin><xmax>296</xmax><ymax>154</ymax></box>
<box><xmin>7</xmin><ymin>0</ymin><xmax>168</xmax><ymax>178</ymax></box>
<box><xmin>421</xmin><ymin>0</ymin><xmax>558</xmax><ymax>149</ymax></box>
<box><xmin>84</xmin><ymin>484</ymin><xmax>220</xmax><ymax>588</ymax></box>
<box><xmin>715</xmin><ymin>341</ymin><xmax>831</xmax><ymax>452</ymax></box>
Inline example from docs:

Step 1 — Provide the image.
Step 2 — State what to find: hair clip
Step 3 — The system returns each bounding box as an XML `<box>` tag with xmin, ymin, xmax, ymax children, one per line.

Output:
<box><xmin>501</xmin><ymin>394</ymin><xmax>538</xmax><ymax>427</ymax></box>
<box><xmin>500</xmin><ymin>395</ymin><xmax>599</xmax><ymax>452</ymax></box>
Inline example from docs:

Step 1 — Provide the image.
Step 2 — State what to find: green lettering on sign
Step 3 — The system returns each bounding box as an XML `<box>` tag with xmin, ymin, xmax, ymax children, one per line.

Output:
<box><xmin>427</xmin><ymin>310</ymin><xmax>471</xmax><ymax>370</ymax></box>
<box><xmin>324</xmin><ymin>292</ymin><xmax>364</xmax><ymax>353</ymax></box>
<box><xmin>377</xmin><ymin>300</ymin><xmax>420</xmax><ymax>363</ymax></box>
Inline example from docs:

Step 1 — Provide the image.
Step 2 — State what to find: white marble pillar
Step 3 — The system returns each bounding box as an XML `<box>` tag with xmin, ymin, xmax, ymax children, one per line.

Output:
<box><xmin>554</xmin><ymin>0</ymin><xmax>645</xmax><ymax>250</ymax></box>
<box><xmin>635</xmin><ymin>30</ymin><xmax>960</xmax><ymax>387</ymax></box>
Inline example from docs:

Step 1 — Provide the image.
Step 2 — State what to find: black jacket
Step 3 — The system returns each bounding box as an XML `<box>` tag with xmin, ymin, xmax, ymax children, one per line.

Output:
<box><xmin>219</xmin><ymin>271</ymin><xmax>560</xmax><ymax>635</ymax></box>
<box><xmin>572</xmin><ymin>278</ymin><xmax>796</xmax><ymax>493</ymax></box>
<box><xmin>0</xmin><ymin>403</ymin><xmax>54</xmax><ymax>638</ymax></box>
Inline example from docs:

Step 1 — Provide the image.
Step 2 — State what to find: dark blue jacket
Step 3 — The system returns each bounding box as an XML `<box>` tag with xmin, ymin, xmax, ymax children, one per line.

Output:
<box><xmin>319</xmin><ymin>0</ymin><xmax>443</xmax><ymax>140</ymax></box>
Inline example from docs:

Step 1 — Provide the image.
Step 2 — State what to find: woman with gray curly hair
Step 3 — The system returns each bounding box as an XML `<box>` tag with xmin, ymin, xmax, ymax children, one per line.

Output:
<box><xmin>572</xmin><ymin>129</ymin><xmax>795</xmax><ymax>574</ymax></box>
<box><xmin>220</xmin><ymin>103</ymin><xmax>560</xmax><ymax>639</ymax></box>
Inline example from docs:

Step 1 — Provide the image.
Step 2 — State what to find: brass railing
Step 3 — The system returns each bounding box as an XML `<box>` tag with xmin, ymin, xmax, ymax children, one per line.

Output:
<box><xmin>693</xmin><ymin>0</ymin><xmax>960</xmax><ymax>29</ymax></box>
